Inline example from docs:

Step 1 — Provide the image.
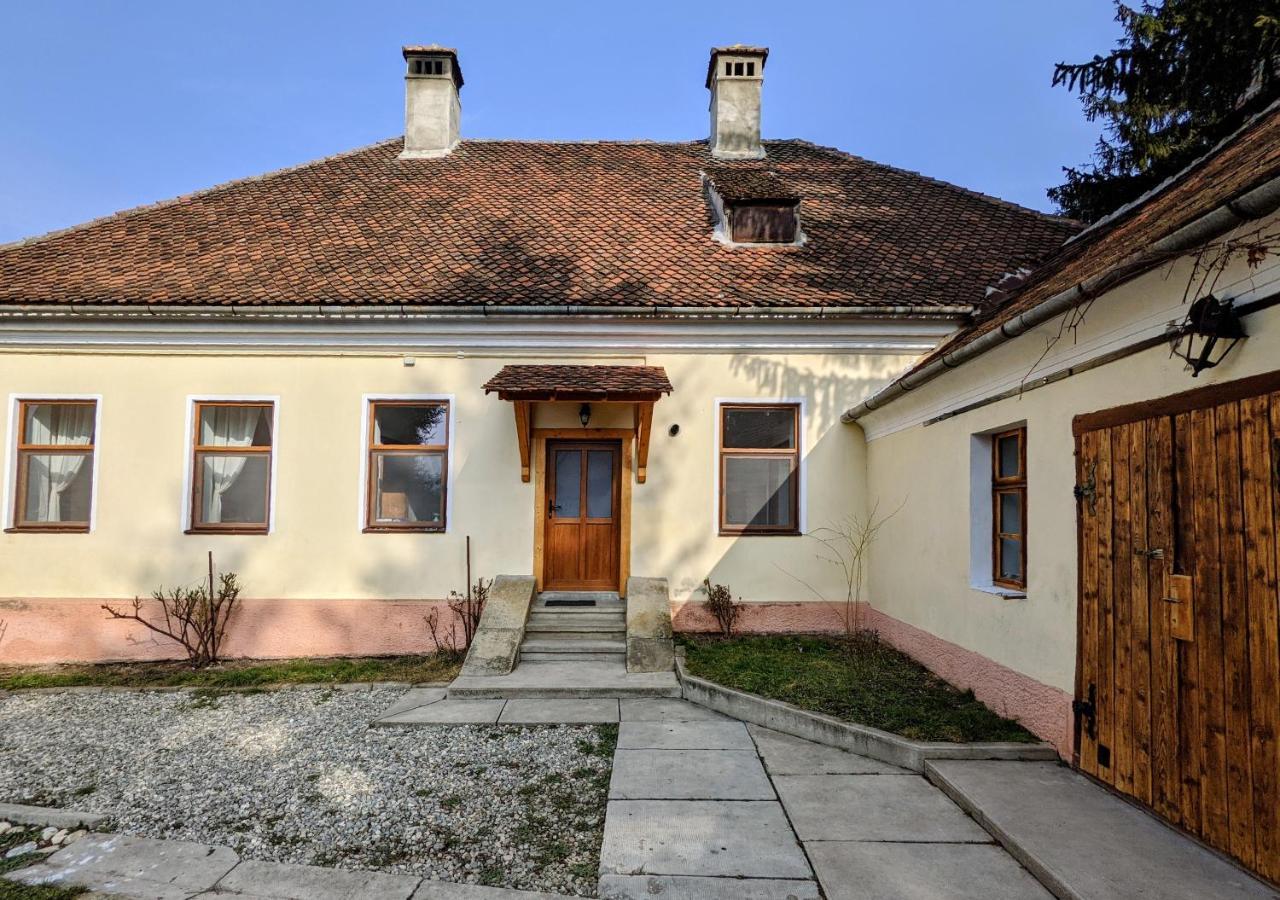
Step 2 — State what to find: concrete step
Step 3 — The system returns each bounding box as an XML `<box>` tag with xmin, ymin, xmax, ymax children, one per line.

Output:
<box><xmin>448</xmin><ymin>660</ymin><xmax>682</xmax><ymax>699</ymax></box>
<box><xmin>537</xmin><ymin>591</ymin><xmax>621</xmax><ymax>606</ymax></box>
<box><xmin>524</xmin><ymin>623</ymin><xmax>626</xmax><ymax>640</ymax></box>
<box><xmin>521</xmin><ymin>638</ymin><xmax>626</xmax><ymax>654</ymax></box>
<box><xmin>520</xmin><ymin>650</ymin><xmax>626</xmax><ymax>663</ymax></box>
<box><xmin>527</xmin><ymin>612</ymin><xmax>625</xmax><ymax>627</ymax></box>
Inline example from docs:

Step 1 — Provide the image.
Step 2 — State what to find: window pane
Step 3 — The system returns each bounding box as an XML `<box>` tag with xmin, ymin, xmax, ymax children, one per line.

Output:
<box><xmin>724</xmin><ymin>456</ymin><xmax>795</xmax><ymax>528</ymax></box>
<box><xmin>999</xmin><ymin>538</ymin><xmax>1023</xmax><ymax>581</ymax></box>
<box><xmin>197</xmin><ymin>453</ymin><xmax>269</xmax><ymax>525</ymax></box>
<box><xmin>723</xmin><ymin>407</ymin><xmax>795</xmax><ymax>449</ymax></box>
<box><xmin>553</xmin><ymin>450</ymin><xmax>581</xmax><ymax>518</ymax></box>
<box><xmin>373</xmin><ymin>404</ymin><xmax>446</xmax><ymax>446</ymax></box>
<box><xmin>586</xmin><ymin>450</ymin><xmax>613</xmax><ymax>518</ymax></box>
<box><xmin>372</xmin><ymin>452</ymin><xmax>443</xmax><ymax>525</ymax></box>
<box><xmin>999</xmin><ymin>491</ymin><xmax>1022</xmax><ymax>535</ymax></box>
<box><xmin>21</xmin><ymin>451</ymin><xmax>93</xmax><ymax>523</ymax></box>
<box><xmin>997</xmin><ymin>434</ymin><xmax>1021</xmax><ymax>478</ymax></box>
<box><xmin>24</xmin><ymin>403</ymin><xmax>94</xmax><ymax>446</ymax></box>
<box><xmin>199</xmin><ymin>406</ymin><xmax>271</xmax><ymax>448</ymax></box>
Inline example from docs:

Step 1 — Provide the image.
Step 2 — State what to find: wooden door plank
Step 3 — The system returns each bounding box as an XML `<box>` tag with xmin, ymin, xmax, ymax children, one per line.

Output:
<box><xmin>1078</xmin><ymin>429</ymin><xmax>1101</xmax><ymax>776</ymax></box>
<box><xmin>1148</xmin><ymin>415</ymin><xmax>1180</xmax><ymax>822</ymax></box>
<box><xmin>1173</xmin><ymin>412</ymin><xmax>1203</xmax><ymax>831</ymax></box>
<box><xmin>1129</xmin><ymin>418</ymin><xmax>1154</xmax><ymax>806</ymax></box>
<box><xmin>1215</xmin><ymin>401</ymin><xmax>1256</xmax><ymax>868</ymax></box>
<box><xmin>1112</xmin><ymin>424</ymin><xmax>1136</xmax><ymax>794</ymax></box>
<box><xmin>1096</xmin><ymin>428</ymin><xmax>1116</xmax><ymax>783</ymax></box>
<box><xmin>1190</xmin><ymin>406</ymin><xmax>1231</xmax><ymax>852</ymax></box>
<box><xmin>1243</xmin><ymin>394</ymin><xmax>1280</xmax><ymax>882</ymax></box>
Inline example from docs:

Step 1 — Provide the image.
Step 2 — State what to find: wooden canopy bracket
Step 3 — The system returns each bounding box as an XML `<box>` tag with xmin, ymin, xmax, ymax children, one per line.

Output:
<box><xmin>635</xmin><ymin>401</ymin><xmax>654</xmax><ymax>484</ymax></box>
<box><xmin>513</xmin><ymin>401</ymin><xmax>532</xmax><ymax>482</ymax></box>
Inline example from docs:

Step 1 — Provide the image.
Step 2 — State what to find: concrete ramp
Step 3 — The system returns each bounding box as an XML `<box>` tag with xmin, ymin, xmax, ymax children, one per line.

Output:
<box><xmin>457</xmin><ymin>575</ymin><xmax>536</xmax><ymax>677</ymax></box>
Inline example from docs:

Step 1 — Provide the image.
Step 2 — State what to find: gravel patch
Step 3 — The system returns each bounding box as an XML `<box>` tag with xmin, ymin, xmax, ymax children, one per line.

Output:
<box><xmin>0</xmin><ymin>687</ymin><xmax>614</xmax><ymax>896</ymax></box>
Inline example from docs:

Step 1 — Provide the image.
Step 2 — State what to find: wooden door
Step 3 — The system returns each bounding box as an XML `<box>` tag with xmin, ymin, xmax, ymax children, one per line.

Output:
<box><xmin>544</xmin><ymin>441</ymin><xmax>621</xmax><ymax>591</ymax></box>
<box><xmin>1074</xmin><ymin>375</ymin><xmax>1280</xmax><ymax>882</ymax></box>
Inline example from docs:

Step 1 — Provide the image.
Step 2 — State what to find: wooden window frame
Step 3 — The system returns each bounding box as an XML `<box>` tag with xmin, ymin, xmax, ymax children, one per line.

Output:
<box><xmin>10</xmin><ymin>399</ymin><xmax>97</xmax><ymax>533</ymax></box>
<box><xmin>992</xmin><ymin>426</ymin><xmax>1027</xmax><ymax>590</ymax></box>
<box><xmin>364</xmin><ymin>399</ymin><xmax>450</xmax><ymax>533</ymax></box>
<box><xmin>188</xmin><ymin>400</ymin><xmax>274</xmax><ymax>535</ymax></box>
<box><xmin>718</xmin><ymin>403</ymin><xmax>801</xmax><ymax>536</ymax></box>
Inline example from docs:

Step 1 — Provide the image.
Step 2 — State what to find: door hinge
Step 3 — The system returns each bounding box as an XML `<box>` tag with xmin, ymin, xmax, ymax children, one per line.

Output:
<box><xmin>1133</xmin><ymin>547</ymin><xmax>1165</xmax><ymax>560</ymax></box>
<box><xmin>1072</xmin><ymin>683</ymin><xmax>1097</xmax><ymax>741</ymax></box>
<box><xmin>1074</xmin><ymin>462</ymin><xmax>1097</xmax><ymax>513</ymax></box>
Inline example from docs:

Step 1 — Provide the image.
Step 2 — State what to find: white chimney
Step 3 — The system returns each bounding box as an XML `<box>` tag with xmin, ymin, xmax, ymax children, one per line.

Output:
<box><xmin>707</xmin><ymin>46</ymin><xmax>768</xmax><ymax>160</ymax></box>
<box><xmin>400</xmin><ymin>45</ymin><xmax>462</xmax><ymax>159</ymax></box>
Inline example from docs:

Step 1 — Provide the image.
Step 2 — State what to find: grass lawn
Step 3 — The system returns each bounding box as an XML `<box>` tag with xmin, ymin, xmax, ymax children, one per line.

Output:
<box><xmin>680</xmin><ymin>632</ymin><xmax>1035</xmax><ymax>743</ymax></box>
<box><xmin>0</xmin><ymin>654</ymin><xmax>461</xmax><ymax>692</ymax></box>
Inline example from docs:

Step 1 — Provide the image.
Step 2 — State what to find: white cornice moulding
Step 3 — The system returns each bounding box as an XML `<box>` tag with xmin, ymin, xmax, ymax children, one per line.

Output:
<box><xmin>0</xmin><ymin>314</ymin><xmax>958</xmax><ymax>355</ymax></box>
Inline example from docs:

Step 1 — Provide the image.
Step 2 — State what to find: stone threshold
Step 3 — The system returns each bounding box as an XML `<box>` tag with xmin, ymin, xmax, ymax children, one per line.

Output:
<box><xmin>675</xmin><ymin>658</ymin><xmax>1058</xmax><ymax>773</ymax></box>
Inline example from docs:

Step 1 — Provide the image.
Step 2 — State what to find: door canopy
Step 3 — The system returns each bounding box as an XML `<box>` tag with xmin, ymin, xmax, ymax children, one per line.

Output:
<box><xmin>483</xmin><ymin>364</ymin><xmax>673</xmax><ymax>483</ymax></box>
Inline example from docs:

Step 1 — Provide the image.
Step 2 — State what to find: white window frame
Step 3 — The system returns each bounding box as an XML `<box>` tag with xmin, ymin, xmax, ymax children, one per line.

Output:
<box><xmin>3</xmin><ymin>393</ymin><xmax>104</xmax><ymax>532</ymax></box>
<box><xmin>712</xmin><ymin>397</ymin><xmax>807</xmax><ymax>536</ymax></box>
<box><xmin>181</xmin><ymin>395</ymin><xmax>281</xmax><ymax>535</ymax></box>
<box><xmin>357</xmin><ymin>393</ymin><xmax>456</xmax><ymax>534</ymax></box>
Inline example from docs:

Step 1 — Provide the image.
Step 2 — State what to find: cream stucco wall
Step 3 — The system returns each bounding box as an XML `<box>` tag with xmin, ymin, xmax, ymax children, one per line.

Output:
<box><xmin>0</xmin><ymin>348</ymin><xmax>913</xmax><ymax>614</ymax></box>
<box><xmin>860</xmin><ymin>217</ymin><xmax>1280</xmax><ymax>696</ymax></box>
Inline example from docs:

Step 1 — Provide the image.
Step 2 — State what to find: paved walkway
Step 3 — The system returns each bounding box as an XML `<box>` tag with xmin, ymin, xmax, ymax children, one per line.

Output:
<box><xmin>592</xmin><ymin>699</ymin><xmax>1050</xmax><ymax>900</ymax></box>
<box><xmin>9</xmin><ymin>832</ymin><xmax>569</xmax><ymax>898</ymax></box>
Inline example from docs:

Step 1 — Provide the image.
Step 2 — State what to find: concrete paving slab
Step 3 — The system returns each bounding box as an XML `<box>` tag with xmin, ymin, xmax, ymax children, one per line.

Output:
<box><xmin>616</xmin><ymin>720</ymin><xmax>754</xmax><ymax>750</ymax></box>
<box><xmin>773</xmin><ymin>774</ymin><xmax>990</xmax><ymax>843</ymax></box>
<box><xmin>599</xmin><ymin>799</ymin><xmax>811</xmax><ymax>879</ymax></box>
<box><xmin>377</xmin><ymin>688</ymin><xmax>447</xmax><ymax>720</ymax></box>
<box><xmin>449</xmin><ymin>660</ymin><xmax>680</xmax><ymax>699</ymax></box>
<box><xmin>806</xmin><ymin>841</ymin><xmax>1052</xmax><ymax>900</ymax></box>
<box><xmin>411</xmin><ymin>881</ymin><xmax>571</xmax><ymax>898</ymax></box>
<box><xmin>609</xmin><ymin>749</ymin><xmax>774</xmax><ymax>800</ymax></box>
<box><xmin>748</xmin><ymin>726</ymin><xmax>907</xmax><ymax>775</ymax></box>
<box><xmin>214</xmin><ymin>858</ymin><xmax>421</xmax><ymax>898</ymax></box>
<box><xmin>619</xmin><ymin>698</ymin><xmax>729</xmax><ymax>721</ymax></box>
<box><xmin>598</xmin><ymin>874</ymin><xmax>819</xmax><ymax>899</ymax></box>
<box><xmin>927</xmin><ymin>760</ymin><xmax>1279</xmax><ymax>900</ymax></box>
<box><xmin>498</xmin><ymin>698</ymin><xmax>619</xmax><ymax>724</ymax></box>
<box><xmin>10</xmin><ymin>833</ymin><xmax>239</xmax><ymax>898</ymax></box>
<box><xmin>376</xmin><ymin>698</ymin><xmax>506</xmax><ymax>725</ymax></box>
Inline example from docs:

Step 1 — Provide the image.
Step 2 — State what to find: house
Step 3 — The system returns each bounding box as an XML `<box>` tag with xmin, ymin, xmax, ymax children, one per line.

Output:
<box><xmin>1</xmin><ymin>43</ymin><xmax>1278</xmax><ymax>882</ymax></box>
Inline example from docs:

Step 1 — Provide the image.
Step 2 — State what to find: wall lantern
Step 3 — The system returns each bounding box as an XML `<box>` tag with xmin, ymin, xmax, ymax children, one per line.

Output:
<box><xmin>1169</xmin><ymin>294</ymin><xmax>1247</xmax><ymax>377</ymax></box>
<box><xmin>579</xmin><ymin>403</ymin><xmax>592</xmax><ymax>427</ymax></box>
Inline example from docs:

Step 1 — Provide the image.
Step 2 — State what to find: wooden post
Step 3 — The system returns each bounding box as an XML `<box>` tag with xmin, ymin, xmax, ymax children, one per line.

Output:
<box><xmin>635</xmin><ymin>401</ymin><xmax>654</xmax><ymax>484</ymax></box>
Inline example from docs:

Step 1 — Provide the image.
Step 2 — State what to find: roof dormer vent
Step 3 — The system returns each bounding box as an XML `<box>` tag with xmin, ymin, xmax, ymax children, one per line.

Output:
<box><xmin>704</xmin><ymin>167</ymin><xmax>802</xmax><ymax>245</ymax></box>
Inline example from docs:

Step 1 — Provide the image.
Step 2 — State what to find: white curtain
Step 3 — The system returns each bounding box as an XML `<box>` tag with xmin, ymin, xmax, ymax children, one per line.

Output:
<box><xmin>26</xmin><ymin>404</ymin><xmax>94</xmax><ymax>522</ymax></box>
<box><xmin>200</xmin><ymin>407</ymin><xmax>261</xmax><ymax>523</ymax></box>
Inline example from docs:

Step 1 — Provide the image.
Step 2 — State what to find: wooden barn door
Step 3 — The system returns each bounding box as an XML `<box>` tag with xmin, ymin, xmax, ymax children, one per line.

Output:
<box><xmin>1074</xmin><ymin>373</ymin><xmax>1280</xmax><ymax>882</ymax></box>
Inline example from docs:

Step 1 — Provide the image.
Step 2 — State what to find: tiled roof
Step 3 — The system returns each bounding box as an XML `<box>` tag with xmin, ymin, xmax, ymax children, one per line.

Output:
<box><xmin>0</xmin><ymin>139</ymin><xmax>1077</xmax><ymax>309</ymax></box>
<box><xmin>483</xmin><ymin>365</ymin><xmax>673</xmax><ymax>398</ymax></box>
<box><xmin>888</xmin><ymin>102</ymin><xmax>1280</xmax><ymax>384</ymax></box>
<box><xmin>705</xmin><ymin>167</ymin><xmax>799</xmax><ymax>202</ymax></box>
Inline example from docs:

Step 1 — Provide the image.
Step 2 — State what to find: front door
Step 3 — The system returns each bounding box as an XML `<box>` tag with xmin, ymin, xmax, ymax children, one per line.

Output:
<box><xmin>1074</xmin><ymin>378</ymin><xmax>1280</xmax><ymax>883</ymax></box>
<box><xmin>544</xmin><ymin>441</ymin><xmax>621</xmax><ymax>591</ymax></box>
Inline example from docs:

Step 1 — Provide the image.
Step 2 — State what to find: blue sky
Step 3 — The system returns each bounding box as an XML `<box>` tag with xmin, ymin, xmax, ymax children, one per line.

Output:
<box><xmin>0</xmin><ymin>1</ymin><xmax>1120</xmax><ymax>243</ymax></box>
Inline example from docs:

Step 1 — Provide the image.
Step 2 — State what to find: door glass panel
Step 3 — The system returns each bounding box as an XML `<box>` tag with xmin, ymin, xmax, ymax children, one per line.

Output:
<box><xmin>724</xmin><ymin>456</ymin><xmax>795</xmax><ymax>527</ymax></box>
<box><xmin>723</xmin><ymin>407</ymin><xmax>794</xmax><ymax>449</ymax></box>
<box><xmin>999</xmin><ymin>537</ymin><xmax>1023</xmax><ymax>580</ymax></box>
<box><xmin>997</xmin><ymin>434</ymin><xmax>1021</xmax><ymax>478</ymax></box>
<box><xmin>999</xmin><ymin>491</ymin><xmax>1022</xmax><ymax>534</ymax></box>
<box><xmin>554</xmin><ymin>450</ymin><xmax>581</xmax><ymax>518</ymax></box>
<box><xmin>586</xmin><ymin>450</ymin><xmax>613</xmax><ymax>518</ymax></box>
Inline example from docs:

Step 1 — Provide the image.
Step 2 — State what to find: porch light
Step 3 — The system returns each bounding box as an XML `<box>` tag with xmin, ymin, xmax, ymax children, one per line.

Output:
<box><xmin>1169</xmin><ymin>294</ymin><xmax>1246</xmax><ymax>377</ymax></box>
<box><xmin>579</xmin><ymin>403</ymin><xmax>592</xmax><ymax>427</ymax></box>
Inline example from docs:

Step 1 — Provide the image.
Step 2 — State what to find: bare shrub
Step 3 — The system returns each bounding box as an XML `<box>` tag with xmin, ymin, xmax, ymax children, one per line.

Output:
<box><xmin>102</xmin><ymin>552</ymin><xmax>241</xmax><ymax>668</ymax></box>
<box><xmin>701</xmin><ymin>579</ymin><xmax>741</xmax><ymax>637</ymax></box>
<box><xmin>426</xmin><ymin>577</ymin><xmax>489</xmax><ymax>658</ymax></box>
<box><xmin>795</xmin><ymin>500</ymin><xmax>901</xmax><ymax>635</ymax></box>
<box><xmin>0</xmin><ymin>618</ymin><xmax>8</xmax><ymax>658</ymax></box>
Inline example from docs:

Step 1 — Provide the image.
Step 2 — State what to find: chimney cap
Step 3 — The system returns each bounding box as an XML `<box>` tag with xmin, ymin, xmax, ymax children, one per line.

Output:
<box><xmin>402</xmin><ymin>45</ymin><xmax>464</xmax><ymax>87</ymax></box>
<box><xmin>706</xmin><ymin>45</ymin><xmax>769</xmax><ymax>88</ymax></box>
